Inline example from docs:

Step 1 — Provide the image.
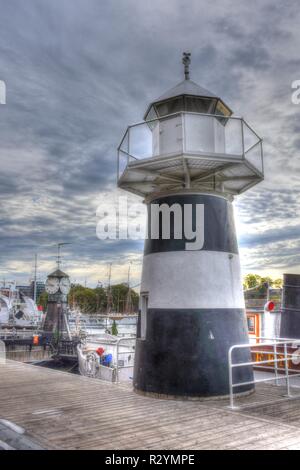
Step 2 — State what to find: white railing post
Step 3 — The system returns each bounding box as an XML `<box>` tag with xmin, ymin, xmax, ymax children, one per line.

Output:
<box><xmin>241</xmin><ymin>119</ymin><xmax>245</xmax><ymax>158</ymax></box>
<box><xmin>0</xmin><ymin>340</ymin><xmax>6</xmax><ymax>364</ymax></box>
<box><xmin>228</xmin><ymin>346</ymin><xmax>234</xmax><ymax>409</ymax></box>
<box><xmin>182</xmin><ymin>112</ymin><xmax>186</xmax><ymax>155</ymax></box>
<box><xmin>127</xmin><ymin>127</ymin><xmax>130</xmax><ymax>156</ymax></box>
<box><xmin>114</xmin><ymin>336</ymin><xmax>135</xmax><ymax>385</ymax></box>
<box><xmin>117</xmin><ymin>150</ymin><xmax>120</xmax><ymax>180</ymax></box>
<box><xmin>284</xmin><ymin>343</ymin><xmax>292</xmax><ymax>397</ymax></box>
<box><xmin>116</xmin><ymin>338</ymin><xmax>120</xmax><ymax>384</ymax></box>
<box><xmin>273</xmin><ymin>342</ymin><xmax>279</xmax><ymax>386</ymax></box>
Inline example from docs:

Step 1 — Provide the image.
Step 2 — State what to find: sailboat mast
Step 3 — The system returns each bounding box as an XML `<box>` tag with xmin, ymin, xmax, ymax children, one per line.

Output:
<box><xmin>125</xmin><ymin>263</ymin><xmax>132</xmax><ymax>314</ymax></box>
<box><xmin>33</xmin><ymin>253</ymin><xmax>37</xmax><ymax>303</ymax></box>
<box><xmin>106</xmin><ymin>263</ymin><xmax>112</xmax><ymax>315</ymax></box>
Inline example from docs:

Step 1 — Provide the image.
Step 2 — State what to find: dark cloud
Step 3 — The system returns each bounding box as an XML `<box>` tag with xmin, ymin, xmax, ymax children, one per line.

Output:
<box><xmin>229</xmin><ymin>48</ymin><xmax>271</xmax><ymax>71</ymax></box>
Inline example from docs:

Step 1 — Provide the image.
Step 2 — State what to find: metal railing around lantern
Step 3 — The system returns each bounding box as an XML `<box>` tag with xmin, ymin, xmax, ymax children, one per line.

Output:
<box><xmin>118</xmin><ymin>111</ymin><xmax>263</xmax><ymax>181</ymax></box>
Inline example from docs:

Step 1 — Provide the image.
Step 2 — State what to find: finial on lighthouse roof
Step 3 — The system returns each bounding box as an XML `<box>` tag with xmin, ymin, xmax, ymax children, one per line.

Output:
<box><xmin>143</xmin><ymin>52</ymin><xmax>233</xmax><ymax>120</ymax></box>
<box><xmin>182</xmin><ymin>52</ymin><xmax>191</xmax><ymax>80</ymax></box>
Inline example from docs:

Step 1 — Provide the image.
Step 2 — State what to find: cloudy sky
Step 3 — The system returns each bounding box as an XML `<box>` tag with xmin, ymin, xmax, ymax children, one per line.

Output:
<box><xmin>0</xmin><ymin>0</ymin><xmax>300</xmax><ymax>287</ymax></box>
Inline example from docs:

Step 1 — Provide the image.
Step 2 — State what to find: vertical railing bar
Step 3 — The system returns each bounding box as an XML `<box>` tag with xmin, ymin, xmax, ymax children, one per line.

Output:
<box><xmin>228</xmin><ymin>346</ymin><xmax>234</xmax><ymax>409</ymax></box>
<box><xmin>116</xmin><ymin>339</ymin><xmax>120</xmax><ymax>384</ymax></box>
<box><xmin>274</xmin><ymin>342</ymin><xmax>279</xmax><ymax>386</ymax></box>
<box><xmin>182</xmin><ymin>112</ymin><xmax>186</xmax><ymax>154</ymax></box>
<box><xmin>115</xmin><ymin>337</ymin><xmax>135</xmax><ymax>385</ymax></box>
<box><xmin>241</xmin><ymin>118</ymin><xmax>245</xmax><ymax>159</ymax></box>
<box><xmin>127</xmin><ymin>128</ymin><xmax>130</xmax><ymax>166</ymax></box>
<box><xmin>284</xmin><ymin>343</ymin><xmax>292</xmax><ymax>397</ymax></box>
<box><xmin>260</xmin><ymin>140</ymin><xmax>264</xmax><ymax>175</ymax></box>
<box><xmin>117</xmin><ymin>150</ymin><xmax>120</xmax><ymax>181</ymax></box>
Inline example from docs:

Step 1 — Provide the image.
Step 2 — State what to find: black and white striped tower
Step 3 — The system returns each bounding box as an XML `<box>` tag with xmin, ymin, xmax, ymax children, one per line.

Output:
<box><xmin>118</xmin><ymin>53</ymin><xmax>264</xmax><ymax>398</ymax></box>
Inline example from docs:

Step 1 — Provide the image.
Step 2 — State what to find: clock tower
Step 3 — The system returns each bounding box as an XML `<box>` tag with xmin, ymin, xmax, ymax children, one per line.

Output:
<box><xmin>43</xmin><ymin>268</ymin><xmax>71</xmax><ymax>337</ymax></box>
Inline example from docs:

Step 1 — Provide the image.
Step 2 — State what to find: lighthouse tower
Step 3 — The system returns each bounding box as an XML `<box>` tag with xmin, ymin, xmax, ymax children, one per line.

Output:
<box><xmin>118</xmin><ymin>53</ymin><xmax>264</xmax><ymax>398</ymax></box>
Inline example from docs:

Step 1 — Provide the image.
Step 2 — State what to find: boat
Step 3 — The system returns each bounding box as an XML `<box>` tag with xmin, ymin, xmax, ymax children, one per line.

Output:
<box><xmin>245</xmin><ymin>286</ymin><xmax>282</xmax><ymax>341</ymax></box>
<box><xmin>0</xmin><ymin>284</ymin><xmax>43</xmax><ymax>329</ymax></box>
<box><xmin>77</xmin><ymin>333</ymin><xmax>135</xmax><ymax>383</ymax></box>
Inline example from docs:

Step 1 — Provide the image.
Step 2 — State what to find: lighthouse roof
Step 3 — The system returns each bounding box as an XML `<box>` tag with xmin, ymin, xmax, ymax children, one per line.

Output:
<box><xmin>145</xmin><ymin>77</ymin><xmax>232</xmax><ymax>121</ymax></box>
<box><xmin>156</xmin><ymin>79</ymin><xmax>217</xmax><ymax>102</ymax></box>
<box><xmin>144</xmin><ymin>77</ymin><xmax>232</xmax><ymax>121</ymax></box>
<box><xmin>144</xmin><ymin>52</ymin><xmax>232</xmax><ymax>120</ymax></box>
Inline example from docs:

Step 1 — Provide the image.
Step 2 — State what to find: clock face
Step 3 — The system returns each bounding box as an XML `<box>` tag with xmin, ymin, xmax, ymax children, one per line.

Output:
<box><xmin>45</xmin><ymin>277</ymin><xmax>60</xmax><ymax>294</ymax></box>
<box><xmin>60</xmin><ymin>277</ymin><xmax>70</xmax><ymax>294</ymax></box>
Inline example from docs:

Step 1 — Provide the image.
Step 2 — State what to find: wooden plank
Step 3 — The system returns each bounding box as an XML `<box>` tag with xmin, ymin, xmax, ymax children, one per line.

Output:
<box><xmin>2</xmin><ymin>361</ymin><xmax>300</xmax><ymax>450</ymax></box>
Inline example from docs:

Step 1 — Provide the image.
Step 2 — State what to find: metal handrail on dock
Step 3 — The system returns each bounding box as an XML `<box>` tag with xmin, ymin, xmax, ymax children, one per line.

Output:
<box><xmin>228</xmin><ymin>336</ymin><xmax>300</xmax><ymax>409</ymax></box>
<box><xmin>115</xmin><ymin>336</ymin><xmax>135</xmax><ymax>383</ymax></box>
<box><xmin>0</xmin><ymin>329</ymin><xmax>40</xmax><ymax>340</ymax></box>
<box><xmin>0</xmin><ymin>340</ymin><xmax>5</xmax><ymax>364</ymax></box>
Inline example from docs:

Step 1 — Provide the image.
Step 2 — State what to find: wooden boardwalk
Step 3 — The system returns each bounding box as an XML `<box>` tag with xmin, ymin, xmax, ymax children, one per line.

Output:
<box><xmin>1</xmin><ymin>360</ymin><xmax>300</xmax><ymax>450</ymax></box>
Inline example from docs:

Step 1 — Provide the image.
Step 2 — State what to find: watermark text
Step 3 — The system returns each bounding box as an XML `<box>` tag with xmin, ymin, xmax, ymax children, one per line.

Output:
<box><xmin>96</xmin><ymin>196</ymin><xmax>205</xmax><ymax>251</ymax></box>
<box><xmin>0</xmin><ymin>80</ymin><xmax>6</xmax><ymax>105</ymax></box>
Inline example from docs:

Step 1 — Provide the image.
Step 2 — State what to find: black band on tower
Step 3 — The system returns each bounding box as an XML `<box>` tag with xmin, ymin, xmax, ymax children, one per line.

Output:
<box><xmin>144</xmin><ymin>194</ymin><xmax>238</xmax><ymax>255</ymax></box>
<box><xmin>134</xmin><ymin>308</ymin><xmax>253</xmax><ymax>397</ymax></box>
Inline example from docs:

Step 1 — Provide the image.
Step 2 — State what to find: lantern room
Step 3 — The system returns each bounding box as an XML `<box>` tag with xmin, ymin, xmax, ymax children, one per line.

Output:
<box><xmin>118</xmin><ymin>53</ymin><xmax>263</xmax><ymax>198</ymax></box>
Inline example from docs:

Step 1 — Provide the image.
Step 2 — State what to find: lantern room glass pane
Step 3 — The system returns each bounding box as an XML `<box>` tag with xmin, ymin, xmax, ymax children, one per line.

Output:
<box><xmin>184</xmin><ymin>114</ymin><xmax>243</xmax><ymax>156</ymax></box>
<box><xmin>215</xmin><ymin>100</ymin><xmax>231</xmax><ymax>117</ymax></box>
<box><xmin>145</xmin><ymin>105</ymin><xmax>157</xmax><ymax>121</ymax></box>
<box><xmin>184</xmin><ymin>114</ymin><xmax>215</xmax><ymax>153</ymax></box>
<box><xmin>155</xmin><ymin>97</ymin><xmax>184</xmax><ymax>117</ymax></box>
<box><xmin>118</xmin><ymin>150</ymin><xmax>129</xmax><ymax>178</ymax></box>
<box><xmin>145</xmin><ymin>106</ymin><xmax>158</xmax><ymax>130</ymax></box>
<box><xmin>185</xmin><ymin>97</ymin><xmax>216</xmax><ymax>114</ymax></box>
<box><xmin>128</xmin><ymin>124</ymin><xmax>153</xmax><ymax>159</ymax></box>
<box><xmin>215</xmin><ymin>100</ymin><xmax>231</xmax><ymax>125</ymax></box>
<box><xmin>223</xmin><ymin>118</ymin><xmax>243</xmax><ymax>155</ymax></box>
<box><xmin>243</xmin><ymin>121</ymin><xmax>260</xmax><ymax>151</ymax></box>
<box><xmin>158</xmin><ymin>114</ymin><xmax>183</xmax><ymax>155</ymax></box>
<box><xmin>245</xmin><ymin>142</ymin><xmax>263</xmax><ymax>174</ymax></box>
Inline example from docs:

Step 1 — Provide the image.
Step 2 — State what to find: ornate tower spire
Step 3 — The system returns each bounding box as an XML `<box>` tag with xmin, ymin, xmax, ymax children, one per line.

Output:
<box><xmin>182</xmin><ymin>51</ymin><xmax>191</xmax><ymax>80</ymax></box>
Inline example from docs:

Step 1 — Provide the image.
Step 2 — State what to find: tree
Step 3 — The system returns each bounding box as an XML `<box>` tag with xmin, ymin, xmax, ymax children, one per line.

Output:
<box><xmin>111</xmin><ymin>320</ymin><xmax>118</xmax><ymax>336</ymax></box>
<box><xmin>260</xmin><ymin>277</ymin><xmax>274</xmax><ymax>287</ymax></box>
<box><xmin>130</xmin><ymin>289</ymin><xmax>139</xmax><ymax>312</ymax></box>
<box><xmin>68</xmin><ymin>285</ymin><xmax>99</xmax><ymax>313</ymax></box>
<box><xmin>243</xmin><ymin>274</ymin><xmax>261</xmax><ymax>290</ymax></box>
<box><xmin>37</xmin><ymin>291</ymin><xmax>48</xmax><ymax>311</ymax></box>
<box><xmin>94</xmin><ymin>286</ymin><xmax>107</xmax><ymax>312</ymax></box>
<box><xmin>258</xmin><ymin>276</ymin><xmax>273</xmax><ymax>294</ymax></box>
<box><xmin>67</xmin><ymin>283</ymin><xmax>139</xmax><ymax>314</ymax></box>
<box><xmin>243</xmin><ymin>274</ymin><xmax>283</xmax><ymax>293</ymax></box>
<box><xmin>273</xmin><ymin>278</ymin><xmax>283</xmax><ymax>288</ymax></box>
<box><xmin>111</xmin><ymin>284</ymin><xmax>139</xmax><ymax>313</ymax></box>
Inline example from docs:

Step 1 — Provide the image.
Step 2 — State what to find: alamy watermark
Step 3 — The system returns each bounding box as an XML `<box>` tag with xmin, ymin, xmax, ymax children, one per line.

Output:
<box><xmin>96</xmin><ymin>195</ymin><xmax>205</xmax><ymax>251</ymax></box>
<box><xmin>0</xmin><ymin>80</ymin><xmax>6</xmax><ymax>105</ymax></box>
<box><xmin>291</xmin><ymin>80</ymin><xmax>300</xmax><ymax>104</ymax></box>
